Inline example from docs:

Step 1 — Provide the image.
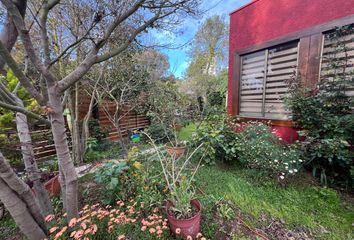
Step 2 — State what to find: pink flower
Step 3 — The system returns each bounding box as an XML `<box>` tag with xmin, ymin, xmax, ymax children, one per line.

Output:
<box><xmin>49</xmin><ymin>227</ymin><xmax>58</xmax><ymax>234</ymax></box>
<box><xmin>196</xmin><ymin>233</ymin><xmax>203</xmax><ymax>238</ymax></box>
<box><xmin>90</xmin><ymin>224</ymin><xmax>98</xmax><ymax>234</ymax></box>
<box><xmin>186</xmin><ymin>235</ymin><xmax>193</xmax><ymax>240</ymax></box>
<box><xmin>149</xmin><ymin>228</ymin><xmax>156</xmax><ymax>234</ymax></box>
<box><xmin>45</xmin><ymin>214</ymin><xmax>55</xmax><ymax>222</ymax></box>
<box><xmin>141</xmin><ymin>226</ymin><xmax>147</xmax><ymax>231</ymax></box>
<box><xmin>175</xmin><ymin>228</ymin><xmax>181</xmax><ymax>235</ymax></box>
<box><xmin>68</xmin><ymin>217</ymin><xmax>77</xmax><ymax>227</ymax></box>
<box><xmin>117</xmin><ymin>235</ymin><xmax>125</xmax><ymax>240</ymax></box>
<box><xmin>74</xmin><ymin>230</ymin><xmax>84</xmax><ymax>239</ymax></box>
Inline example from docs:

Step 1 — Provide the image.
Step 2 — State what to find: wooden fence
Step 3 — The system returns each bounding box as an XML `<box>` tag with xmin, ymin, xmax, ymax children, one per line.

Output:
<box><xmin>1</xmin><ymin>99</ymin><xmax>150</xmax><ymax>161</ymax></box>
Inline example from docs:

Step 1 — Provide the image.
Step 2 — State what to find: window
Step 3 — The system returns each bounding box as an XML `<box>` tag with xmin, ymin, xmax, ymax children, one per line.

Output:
<box><xmin>239</xmin><ymin>41</ymin><xmax>299</xmax><ymax>120</ymax></box>
<box><xmin>321</xmin><ymin>27</ymin><xmax>354</xmax><ymax>97</ymax></box>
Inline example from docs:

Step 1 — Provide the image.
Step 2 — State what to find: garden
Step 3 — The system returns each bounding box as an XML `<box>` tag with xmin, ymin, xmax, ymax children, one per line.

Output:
<box><xmin>0</xmin><ymin>1</ymin><xmax>353</xmax><ymax>240</ymax></box>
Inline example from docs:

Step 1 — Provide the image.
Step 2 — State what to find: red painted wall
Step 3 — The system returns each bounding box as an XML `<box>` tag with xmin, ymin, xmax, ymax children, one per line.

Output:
<box><xmin>228</xmin><ymin>0</ymin><xmax>354</xmax><ymax>113</ymax></box>
<box><xmin>227</xmin><ymin>0</ymin><xmax>354</xmax><ymax>143</ymax></box>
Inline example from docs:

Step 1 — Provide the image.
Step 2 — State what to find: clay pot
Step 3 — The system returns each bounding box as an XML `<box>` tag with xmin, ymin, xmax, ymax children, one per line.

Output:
<box><xmin>165</xmin><ymin>144</ymin><xmax>186</xmax><ymax>158</ymax></box>
<box><xmin>173</xmin><ymin>124</ymin><xmax>183</xmax><ymax>131</ymax></box>
<box><xmin>44</xmin><ymin>174</ymin><xmax>61</xmax><ymax>195</ymax></box>
<box><xmin>166</xmin><ymin>199</ymin><xmax>202</xmax><ymax>238</ymax></box>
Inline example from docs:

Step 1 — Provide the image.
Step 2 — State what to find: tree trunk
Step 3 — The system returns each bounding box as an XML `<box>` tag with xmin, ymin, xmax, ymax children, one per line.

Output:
<box><xmin>0</xmin><ymin>152</ymin><xmax>47</xmax><ymax>239</ymax></box>
<box><xmin>15</xmin><ymin>98</ymin><xmax>53</xmax><ymax>217</ymax></box>
<box><xmin>47</xmin><ymin>85</ymin><xmax>78</xmax><ymax>220</ymax></box>
<box><xmin>68</xmin><ymin>86</ymin><xmax>84</xmax><ymax>165</ymax></box>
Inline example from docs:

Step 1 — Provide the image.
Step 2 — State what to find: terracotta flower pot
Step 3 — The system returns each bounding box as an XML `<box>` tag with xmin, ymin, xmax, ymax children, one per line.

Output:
<box><xmin>165</xmin><ymin>199</ymin><xmax>202</xmax><ymax>239</ymax></box>
<box><xmin>165</xmin><ymin>144</ymin><xmax>186</xmax><ymax>158</ymax></box>
<box><xmin>44</xmin><ymin>174</ymin><xmax>61</xmax><ymax>195</ymax></box>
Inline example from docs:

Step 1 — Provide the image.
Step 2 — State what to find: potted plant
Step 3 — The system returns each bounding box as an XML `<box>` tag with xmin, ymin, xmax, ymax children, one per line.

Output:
<box><xmin>165</xmin><ymin>141</ymin><xmax>186</xmax><ymax>159</ymax></box>
<box><xmin>145</xmin><ymin>133</ymin><xmax>204</xmax><ymax>238</ymax></box>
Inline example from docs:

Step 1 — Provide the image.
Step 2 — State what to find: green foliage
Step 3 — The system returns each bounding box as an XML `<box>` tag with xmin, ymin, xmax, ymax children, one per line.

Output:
<box><xmin>285</xmin><ymin>26</ymin><xmax>354</xmax><ymax>188</ymax></box>
<box><xmin>191</xmin><ymin>113</ymin><xmax>240</xmax><ymax>164</ymax></box>
<box><xmin>237</xmin><ymin>122</ymin><xmax>302</xmax><ymax>179</ymax></box>
<box><xmin>146</xmin><ymin>124</ymin><xmax>175</xmax><ymax>144</ymax></box>
<box><xmin>94</xmin><ymin>162</ymin><xmax>129</xmax><ymax>205</ymax></box>
<box><xmin>196</xmin><ymin>164</ymin><xmax>354</xmax><ymax>239</ymax></box>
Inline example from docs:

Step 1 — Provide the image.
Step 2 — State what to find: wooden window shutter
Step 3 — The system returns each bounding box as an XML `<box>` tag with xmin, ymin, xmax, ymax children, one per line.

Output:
<box><xmin>239</xmin><ymin>50</ymin><xmax>267</xmax><ymax>117</ymax></box>
<box><xmin>265</xmin><ymin>41</ymin><xmax>299</xmax><ymax>120</ymax></box>
<box><xmin>321</xmin><ymin>28</ymin><xmax>354</xmax><ymax>97</ymax></box>
<box><xmin>239</xmin><ymin>41</ymin><xmax>299</xmax><ymax>119</ymax></box>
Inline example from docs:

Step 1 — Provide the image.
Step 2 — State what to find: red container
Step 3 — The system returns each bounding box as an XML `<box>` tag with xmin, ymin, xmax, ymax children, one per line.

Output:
<box><xmin>44</xmin><ymin>174</ymin><xmax>61</xmax><ymax>195</ymax></box>
<box><xmin>166</xmin><ymin>199</ymin><xmax>202</xmax><ymax>239</ymax></box>
<box><xmin>165</xmin><ymin>145</ymin><xmax>186</xmax><ymax>159</ymax></box>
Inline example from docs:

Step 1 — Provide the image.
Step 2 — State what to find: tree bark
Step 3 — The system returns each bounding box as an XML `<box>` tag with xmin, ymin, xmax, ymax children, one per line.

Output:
<box><xmin>14</xmin><ymin>97</ymin><xmax>53</xmax><ymax>216</ymax></box>
<box><xmin>0</xmin><ymin>152</ymin><xmax>47</xmax><ymax>239</ymax></box>
<box><xmin>47</xmin><ymin>84</ymin><xmax>78</xmax><ymax>220</ymax></box>
<box><xmin>0</xmin><ymin>178</ymin><xmax>47</xmax><ymax>240</ymax></box>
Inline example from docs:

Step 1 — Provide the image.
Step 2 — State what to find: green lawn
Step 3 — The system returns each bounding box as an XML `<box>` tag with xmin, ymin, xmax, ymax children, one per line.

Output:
<box><xmin>195</xmin><ymin>164</ymin><xmax>353</xmax><ymax>240</ymax></box>
<box><xmin>177</xmin><ymin>123</ymin><xmax>197</xmax><ymax>141</ymax></box>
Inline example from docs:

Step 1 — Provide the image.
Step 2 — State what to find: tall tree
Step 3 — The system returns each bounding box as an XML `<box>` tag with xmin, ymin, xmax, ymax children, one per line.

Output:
<box><xmin>0</xmin><ymin>0</ymin><xmax>201</xmax><ymax>226</ymax></box>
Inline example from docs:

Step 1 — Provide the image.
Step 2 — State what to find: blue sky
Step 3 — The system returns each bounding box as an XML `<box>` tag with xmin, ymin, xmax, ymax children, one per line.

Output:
<box><xmin>155</xmin><ymin>0</ymin><xmax>252</xmax><ymax>79</ymax></box>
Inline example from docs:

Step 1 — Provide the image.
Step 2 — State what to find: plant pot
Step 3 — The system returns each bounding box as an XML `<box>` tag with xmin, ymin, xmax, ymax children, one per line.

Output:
<box><xmin>44</xmin><ymin>174</ymin><xmax>61</xmax><ymax>195</ymax></box>
<box><xmin>165</xmin><ymin>144</ymin><xmax>186</xmax><ymax>158</ymax></box>
<box><xmin>165</xmin><ymin>199</ymin><xmax>202</xmax><ymax>239</ymax></box>
<box><xmin>173</xmin><ymin>124</ymin><xmax>183</xmax><ymax>131</ymax></box>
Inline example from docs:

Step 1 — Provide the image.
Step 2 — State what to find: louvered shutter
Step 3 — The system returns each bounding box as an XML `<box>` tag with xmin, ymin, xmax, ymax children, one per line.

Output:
<box><xmin>239</xmin><ymin>41</ymin><xmax>298</xmax><ymax>119</ymax></box>
<box><xmin>321</xmin><ymin>29</ymin><xmax>354</xmax><ymax>97</ymax></box>
<box><xmin>265</xmin><ymin>42</ymin><xmax>298</xmax><ymax>119</ymax></box>
<box><xmin>240</xmin><ymin>50</ymin><xmax>266</xmax><ymax>117</ymax></box>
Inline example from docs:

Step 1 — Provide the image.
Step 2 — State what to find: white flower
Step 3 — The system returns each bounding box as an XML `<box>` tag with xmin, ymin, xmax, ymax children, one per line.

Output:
<box><xmin>284</xmin><ymin>162</ymin><xmax>289</xmax><ymax>165</ymax></box>
<box><xmin>280</xmin><ymin>176</ymin><xmax>285</xmax><ymax>180</ymax></box>
<box><xmin>289</xmin><ymin>170</ymin><xmax>293</xmax><ymax>174</ymax></box>
<box><xmin>299</xmin><ymin>159</ymin><xmax>303</xmax><ymax>162</ymax></box>
<box><xmin>285</xmin><ymin>166</ymin><xmax>288</xmax><ymax>170</ymax></box>
<box><xmin>294</xmin><ymin>169</ymin><xmax>298</xmax><ymax>173</ymax></box>
<box><xmin>274</xmin><ymin>159</ymin><xmax>278</xmax><ymax>163</ymax></box>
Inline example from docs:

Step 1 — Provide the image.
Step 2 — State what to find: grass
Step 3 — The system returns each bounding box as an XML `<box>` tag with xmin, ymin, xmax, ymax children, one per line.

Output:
<box><xmin>195</xmin><ymin>164</ymin><xmax>354</xmax><ymax>240</ymax></box>
<box><xmin>177</xmin><ymin>123</ymin><xmax>197</xmax><ymax>141</ymax></box>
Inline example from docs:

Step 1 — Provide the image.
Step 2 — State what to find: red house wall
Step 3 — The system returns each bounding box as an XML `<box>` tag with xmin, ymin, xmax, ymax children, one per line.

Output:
<box><xmin>227</xmin><ymin>0</ymin><xmax>354</xmax><ymax>143</ymax></box>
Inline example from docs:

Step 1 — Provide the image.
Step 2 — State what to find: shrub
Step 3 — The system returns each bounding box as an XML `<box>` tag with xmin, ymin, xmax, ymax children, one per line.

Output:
<box><xmin>285</xmin><ymin>26</ymin><xmax>354</xmax><ymax>188</ymax></box>
<box><xmin>237</xmin><ymin>122</ymin><xmax>302</xmax><ymax>179</ymax></box>
<box><xmin>94</xmin><ymin>162</ymin><xmax>129</xmax><ymax>205</ymax></box>
<box><xmin>191</xmin><ymin>113</ymin><xmax>240</xmax><ymax>164</ymax></box>
<box><xmin>146</xmin><ymin>124</ymin><xmax>175</xmax><ymax>144</ymax></box>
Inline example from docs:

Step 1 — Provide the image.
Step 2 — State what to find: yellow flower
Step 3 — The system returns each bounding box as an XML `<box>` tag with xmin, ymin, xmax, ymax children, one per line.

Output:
<box><xmin>133</xmin><ymin>161</ymin><xmax>142</xmax><ymax>170</ymax></box>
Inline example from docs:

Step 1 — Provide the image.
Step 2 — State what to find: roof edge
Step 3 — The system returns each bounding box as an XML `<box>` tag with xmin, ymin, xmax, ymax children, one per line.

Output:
<box><xmin>229</xmin><ymin>0</ymin><xmax>262</xmax><ymax>16</ymax></box>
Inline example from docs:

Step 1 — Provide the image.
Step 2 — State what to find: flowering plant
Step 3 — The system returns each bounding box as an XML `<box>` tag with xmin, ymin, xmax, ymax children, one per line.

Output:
<box><xmin>46</xmin><ymin>200</ymin><xmax>170</xmax><ymax>239</ymax></box>
<box><xmin>237</xmin><ymin>122</ymin><xmax>302</xmax><ymax>180</ymax></box>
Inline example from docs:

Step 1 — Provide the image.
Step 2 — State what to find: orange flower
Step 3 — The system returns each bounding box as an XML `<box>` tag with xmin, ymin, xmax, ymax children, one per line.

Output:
<box><xmin>49</xmin><ymin>226</ymin><xmax>58</xmax><ymax>234</ymax></box>
<box><xmin>54</xmin><ymin>226</ymin><xmax>67</xmax><ymax>240</ymax></box>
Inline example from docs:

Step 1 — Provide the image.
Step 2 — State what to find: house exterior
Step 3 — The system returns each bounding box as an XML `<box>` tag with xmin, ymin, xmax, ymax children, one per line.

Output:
<box><xmin>227</xmin><ymin>0</ymin><xmax>354</xmax><ymax>143</ymax></box>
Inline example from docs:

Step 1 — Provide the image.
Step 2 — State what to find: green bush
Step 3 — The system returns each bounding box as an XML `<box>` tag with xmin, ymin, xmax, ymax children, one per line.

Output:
<box><xmin>146</xmin><ymin>124</ymin><xmax>175</xmax><ymax>144</ymax></box>
<box><xmin>191</xmin><ymin>113</ymin><xmax>240</xmax><ymax>164</ymax></box>
<box><xmin>285</xmin><ymin>26</ymin><xmax>354</xmax><ymax>188</ymax></box>
<box><xmin>93</xmin><ymin>162</ymin><xmax>129</xmax><ymax>205</ymax></box>
<box><xmin>237</xmin><ymin>122</ymin><xmax>302</xmax><ymax>179</ymax></box>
